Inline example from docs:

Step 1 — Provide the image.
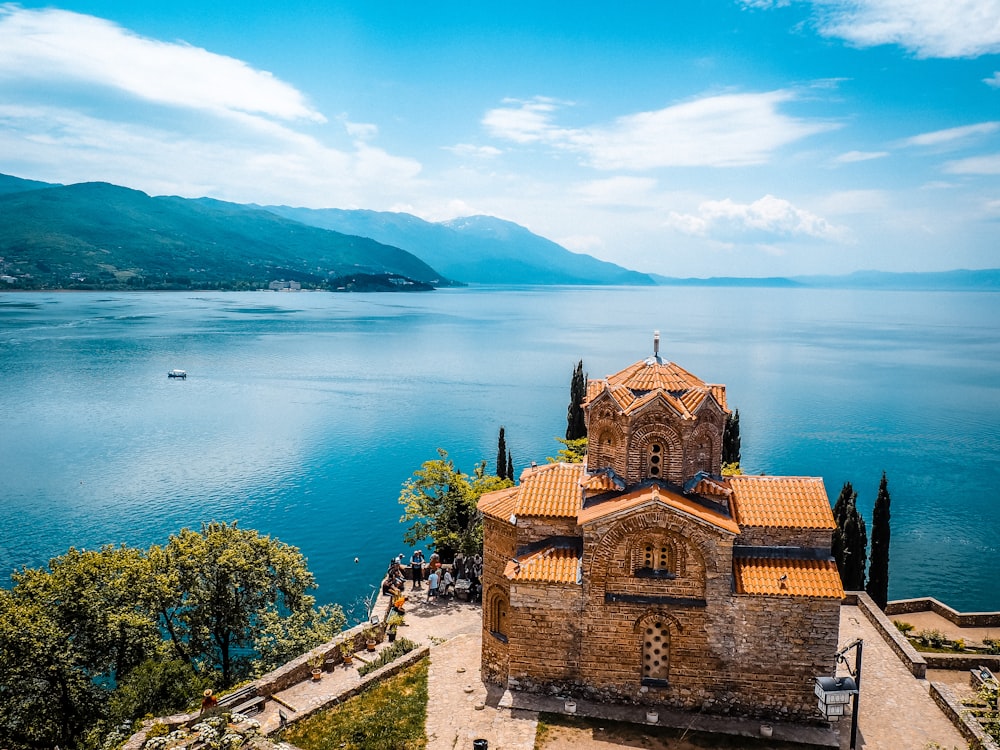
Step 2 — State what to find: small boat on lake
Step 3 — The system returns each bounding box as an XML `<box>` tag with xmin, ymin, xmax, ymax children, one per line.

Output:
<box><xmin>167</xmin><ymin>369</ymin><xmax>187</xmax><ymax>379</ymax></box>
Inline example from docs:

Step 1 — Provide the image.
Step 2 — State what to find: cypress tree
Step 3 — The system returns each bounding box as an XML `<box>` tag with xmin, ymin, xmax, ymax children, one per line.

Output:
<box><xmin>566</xmin><ymin>360</ymin><xmax>588</xmax><ymax>440</ymax></box>
<box><xmin>832</xmin><ymin>482</ymin><xmax>868</xmax><ymax>591</ymax></box>
<box><xmin>496</xmin><ymin>426</ymin><xmax>508</xmax><ymax>480</ymax></box>
<box><xmin>866</xmin><ymin>472</ymin><xmax>892</xmax><ymax>609</ymax></box>
<box><xmin>507</xmin><ymin>450</ymin><xmax>514</xmax><ymax>483</ymax></box>
<box><xmin>722</xmin><ymin>409</ymin><xmax>742</xmax><ymax>465</ymax></box>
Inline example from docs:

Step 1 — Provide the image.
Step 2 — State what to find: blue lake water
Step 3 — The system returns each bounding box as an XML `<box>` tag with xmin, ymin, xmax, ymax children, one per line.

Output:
<box><xmin>1</xmin><ymin>287</ymin><xmax>998</xmax><ymax>612</ymax></box>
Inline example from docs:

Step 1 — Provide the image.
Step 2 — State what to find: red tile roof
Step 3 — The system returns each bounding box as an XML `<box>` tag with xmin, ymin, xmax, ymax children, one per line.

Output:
<box><xmin>514</xmin><ymin>462</ymin><xmax>586</xmax><ymax>517</ymax></box>
<box><xmin>478</xmin><ymin>486</ymin><xmax>519</xmax><ymax>522</ymax></box>
<box><xmin>585</xmin><ymin>358</ymin><xmax>728</xmax><ymax>418</ymax></box>
<box><xmin>504</xmin><ymin>545</ymin><xmax>581</xmax><ymax>584</ymax></box>
<box><xmin>734</xmin><ymin>557</ymin><xmax>844</xmax><ymax>598</ymax></box>
<box><xmin>729</xmin><ymin>476</ymin><xmax>835</xmax><ymax>529</ymax></box>
<box><xmin>577</xmin><ymin>483</ymin><xmax>740</xmax><ymax>534</ymax></box>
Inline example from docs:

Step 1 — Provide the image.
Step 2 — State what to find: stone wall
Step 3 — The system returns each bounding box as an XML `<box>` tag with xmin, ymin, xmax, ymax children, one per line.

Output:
<box><xmin>499</xmin><ymin>506</ymin><xmax>839</xmax><ymax>723</ymax></box>
<box><xmin>735</xmin><ymin>527</ymin><xmax>833</xmax><ymax>549</ymax></box>
<box><xmin>887</xmin><ymin>597</ymin><xmax>1000</xmax><ymax>628</ymax></box>
<box><xmin>930</xmin><ymin>682</ymin><xmax>1000</xmax><ymax>750</ymax></box>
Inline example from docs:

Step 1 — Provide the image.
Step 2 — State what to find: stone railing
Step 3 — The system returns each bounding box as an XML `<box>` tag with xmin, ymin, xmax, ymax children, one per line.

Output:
<box><xmin>930</xmin><ymin>682</ymin><xmax>1000</xmax><ymax>750</ymax></box>
<box><xmin>845</xmin><ymin>591</ymin><xmax>927</xmax><ymax>678</ymax></box>
<box><xmin>887</xmin><ymin>598</ymin><xmax>1000</xmax><ymax>629</ymax></box>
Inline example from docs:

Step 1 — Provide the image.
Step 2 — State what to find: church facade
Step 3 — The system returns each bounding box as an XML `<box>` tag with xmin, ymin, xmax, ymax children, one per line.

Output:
<box><xmin>478</xmin><ymin>337</ymin><xmax>844</xmax><ymax>721</ymax></box>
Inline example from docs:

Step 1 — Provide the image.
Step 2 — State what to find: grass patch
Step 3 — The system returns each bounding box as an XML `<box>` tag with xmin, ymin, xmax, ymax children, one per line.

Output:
<box><xmin>280</xmin><ymin>657</ymin><xmax>428</xmax><ymax>750</ymax></box>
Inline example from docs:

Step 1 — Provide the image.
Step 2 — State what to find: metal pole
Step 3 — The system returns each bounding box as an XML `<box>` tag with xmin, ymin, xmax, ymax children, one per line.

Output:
<box><xmin>850</xmin><ymin>641</ymin><xmax>863</xmax><ymax>750</ymax></box>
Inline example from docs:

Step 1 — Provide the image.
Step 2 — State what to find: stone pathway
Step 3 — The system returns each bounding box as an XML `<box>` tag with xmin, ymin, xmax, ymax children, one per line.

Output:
<box><xmin>838</xmin><ymin>606</ymin><xmax>966</xmax><ymax>750</ymax></box>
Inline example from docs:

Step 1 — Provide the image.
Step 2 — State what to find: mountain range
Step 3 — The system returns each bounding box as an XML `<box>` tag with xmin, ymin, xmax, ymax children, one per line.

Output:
<box><xmin>0</xmin><ymin>173</ymin><xmax>996</xmax><ymax>292</ymax></box>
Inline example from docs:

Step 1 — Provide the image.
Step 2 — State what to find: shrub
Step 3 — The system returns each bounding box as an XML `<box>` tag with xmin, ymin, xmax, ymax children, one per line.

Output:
<box><xmin>893</xmin><ymin>620</ymin><xmax>914</xmax><ymax>635</ymax></box>
<box><xmin>357</xmin><ymin>638</ymin><xmax>418</xmax><ymax>677</ymax></box>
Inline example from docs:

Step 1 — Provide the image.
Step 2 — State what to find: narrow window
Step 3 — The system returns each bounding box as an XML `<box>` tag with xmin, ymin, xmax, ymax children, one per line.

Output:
<box><xmin>489</xmin><ymin>591</ymin><xmax>509</xmax><ymax>641</ymax></box>
<box><xmin>648</xmin><ymin>443</ymin><xmax>662</xmax><ymax>477</ymax></box>
<box><xmin>642</xmin><ymin>621</ymin><xmax>670</xmax><ymax>686</ymax></box>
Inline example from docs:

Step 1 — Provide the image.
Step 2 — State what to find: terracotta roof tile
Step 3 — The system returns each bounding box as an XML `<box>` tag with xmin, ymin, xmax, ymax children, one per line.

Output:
<box><xmin>578</xmin><ymin>484</ymin><xmax>740</xmax><ymax>534</ymax></box>
<box><xmin>504</xmin><ymin>545</ymin><xmax>581</xmax><ymax>584</ymax></box>
<box><xmin>477</xmin><ymin>486</ymin><xmax>519</xmax><ymax>522</ymax></box>
<box><xmin>582</xmin><ymin>470</ymin><xmax>625</xmax><ymax>492</ymax></box>
<box><xmin>606</xmin><ymin>359</ymin><xmax>707</xmax><ymax>392</ymax></box>
<box><xmin>729</xmin><ymin>476</ymin><xmax>835</xmax><ymax>529</ymax></box>
<box><xmin>709</xmin><ymin>384</ymin><xmax>729</xmax><ymax>412</ymax></box>
<box><xmin>734</xmin><ymin>557</ymin><xmax>844</xmax><ymax>598</ymax></box>
<box><xmin>514</xmin><ymin>462</ymin><xmax>585</xmax><ymax>518</ymax></box>
<box><xmin>686</xmin><ymin>474</ymin><xmax>732</xmax><ymax>498</ymax></box>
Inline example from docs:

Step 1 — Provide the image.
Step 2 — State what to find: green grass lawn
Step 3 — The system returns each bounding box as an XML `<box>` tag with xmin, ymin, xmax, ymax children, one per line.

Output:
<box><xmin>279</xmin><ymin>658</ymin><xmax>428</xmax><ymax>750</ymax></box>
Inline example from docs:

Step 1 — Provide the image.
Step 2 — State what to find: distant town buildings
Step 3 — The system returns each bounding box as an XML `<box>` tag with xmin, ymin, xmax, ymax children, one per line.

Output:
<box><xmin>478</xmin><ymin>334</ymin><xmax>843</xmax><ymax>721</ymax></box>
<box><xmin>268</xmin><ymin>280</ymin><xmax>302</xmax><ymax>291</ymax></box>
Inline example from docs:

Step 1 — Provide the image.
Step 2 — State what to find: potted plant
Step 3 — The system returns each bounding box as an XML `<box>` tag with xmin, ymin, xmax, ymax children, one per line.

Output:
<box><xmin>386</xmin><ymin>613</ymin><xmax>404</xmax><ymax>643</ymax></box>
<box><xmin>339</xmin><ymin>639</ymin><xmax>354</xmax><ymax>666</ymax></box>
<box><xmin>310</xmin><ymin>654</ymin><xmax>323</xmax><ymax>681</ymax></box>
<box><xmin>364</xmin><ymin>626</ymin><xmax>378</xmax><ymax>652</ymax></box>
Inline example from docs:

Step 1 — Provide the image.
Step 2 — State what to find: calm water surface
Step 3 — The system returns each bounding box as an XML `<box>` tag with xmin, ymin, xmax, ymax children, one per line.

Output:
<box><xmin>1</xmin><ymin>287</ymin><xmax>998</xmax><ymax>611</ymax></box>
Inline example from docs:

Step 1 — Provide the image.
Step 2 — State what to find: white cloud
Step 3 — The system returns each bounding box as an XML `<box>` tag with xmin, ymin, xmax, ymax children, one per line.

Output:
<box><xmin>808</xmin><ymin>0</ymin><xmax>1000</xmax><ymax>58</ymax></box>
<box><xmin>344</xmin><ymin>120</ymin><xmax>378</xmax><ymax>140</ymax></box>
<box><xmin>665</xmin><ymin>194</ymin><xmax>842</xmax><ymax>242</ymax></box>
<box><xmin>0</xmin><ymin>6</ymin><xmax>324</xmax><ymax>123</ymax></box>
<box><xmin>903</xmin><ymin>121</ymin><xmax>1000</xmax><ymax>147</ymax></box>
<box><xmin>483</xmin><ymin>91</ymin><xmax>835</xmax><ymax>170</ymax></box>
<box><xmin>444</xmin><ymin>143</ymin><xmax>503</xmax><ymax>158</ymax></box>
<box><xmin>0</xmin><ymin>103</ymin><xmax>422</xmax><ymax>207</ymax></box>
<box><xmin>984</xmin><ymin>72</ymin><xmax>1000</xmax><ymax>87</ymax></box>
<box><xmin>834</xmin><ymin>150</ymin><xmax>889</xmax><ymax>163</ymax></box>
<box><xmin>575</xmin><ymin>176</ymin><xmax>659</xmax><ymax>206</ymax></box>
<box><xmin>944</xmin><ymin>153</ymin><xmax>1000</xmax><ymax>174</ymax></box>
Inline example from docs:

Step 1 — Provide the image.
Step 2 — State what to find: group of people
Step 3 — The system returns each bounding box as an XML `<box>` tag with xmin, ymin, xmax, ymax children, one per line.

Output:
<box><xmin>380</xmin><ymin>549</ymin><xmax>483</xmax><ymax>606</ymax></box>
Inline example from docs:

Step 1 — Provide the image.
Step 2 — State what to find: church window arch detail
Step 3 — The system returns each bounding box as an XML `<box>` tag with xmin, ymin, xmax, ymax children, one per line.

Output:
<box><xmin>634</xmin><ymin>612</ymin><xmax>680</xmax><ymax>687</ymax></box>
<box><xmin>628</xmin><ymin>534</ymin><xmax>684</xmax><ymax>579</ymax></box>
<box><xmin>485</xmin><ymin>587</ymin><xmax>510</xmax><ymax>642</ymax></box>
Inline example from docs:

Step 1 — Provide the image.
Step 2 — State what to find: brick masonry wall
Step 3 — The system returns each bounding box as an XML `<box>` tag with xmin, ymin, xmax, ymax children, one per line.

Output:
<box><xmin>497</xmin><ymin>507</ymin><xmax>839</xmax><ymax>722</ymax></box>
<box><xmin>735</xmin><ymin>527</ymin><xmax>833</xmax><ymax>549</ymax></box>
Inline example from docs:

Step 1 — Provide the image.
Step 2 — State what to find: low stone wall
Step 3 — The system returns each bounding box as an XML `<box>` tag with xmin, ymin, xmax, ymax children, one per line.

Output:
<box><xmin>846</xmin><ymin>591</ymin><xmax>927</xmax><ymax>678</ymax></box>
<box><xmin>923</xmin><ymin>654</ymin><xmax>1000</xmax><ymax>672</ymax></box>
<box><xmin>887</xmin><ymin>598</ymin><xmax>1000</xmax><ymax>628</ymax></box>
<box><xmin>930</xmin><ymin>682</ymin><xmax>1000</xmax><ymax>750</ymax></box>
<box><xmin>282</xmin><ymin>645</ymin><xmax>431</xmax><ymax>728</ymax></box>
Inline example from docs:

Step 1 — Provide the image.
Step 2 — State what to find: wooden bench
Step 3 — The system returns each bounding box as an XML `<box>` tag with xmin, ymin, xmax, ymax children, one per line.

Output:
<box><xmin>217</xmin><ymin>685</ymin><xmax>257</xmax><ymax>709</ymax></box>
<box><xmin>231</xmin><ymin>696</ymin><xmax>265</xmax><ymax>717</ymax></box>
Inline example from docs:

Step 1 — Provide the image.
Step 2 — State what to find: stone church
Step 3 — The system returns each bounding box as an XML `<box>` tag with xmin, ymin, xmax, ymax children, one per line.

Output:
<box><xmin>477</xmin><ymin>335</ymin><xmax>844</xmax><ymax>721</ymax></box>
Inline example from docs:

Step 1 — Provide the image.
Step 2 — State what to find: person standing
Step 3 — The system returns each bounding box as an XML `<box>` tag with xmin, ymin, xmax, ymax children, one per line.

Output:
<box><xmin>427</xmin><ymin>568</ymin><xmax>440</xmax><ymax>601</ymax></box>
<box><xmin>410</xmin><ymin>549</ymin><xmax>425</xmax><ymax>589</ymax></box>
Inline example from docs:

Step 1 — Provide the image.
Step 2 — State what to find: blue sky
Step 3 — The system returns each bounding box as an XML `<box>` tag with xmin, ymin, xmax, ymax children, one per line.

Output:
<box><xmin>0</xmin><ymin>1</ymin><xmax>997</xmax><ymax>277</ymax></box>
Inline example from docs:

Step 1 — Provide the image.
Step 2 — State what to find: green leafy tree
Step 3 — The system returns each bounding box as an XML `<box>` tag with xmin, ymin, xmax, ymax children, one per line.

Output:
<box><xmin>866</xmin><ymin>472</ymin><xmax>892</xmax><ymax>609</ymax></box>
<box><xmin>496</xmin><ymin>426</ymin><xmax>508</xmax><ymax>480</ymax></box>
<box><xmin>832</xmin><ymin>482</ymin><xmax>868</xmax><ymax>591</ymax></box>
<box><xmin>253</xmin><ymin>603</ymin><xmax>346</xmax><ymax>675</ymax></box>
<box><xmin>0</xmin><ymin>590</ymin><xmax>104</xmax><ymax>750</ymax></box>
<box><xmin>566</xmin><ymin>360</ymin><xmax>588</xmax><ymax>440</ymax></box>
<box><xmin>399</xmin><ymin>449</ymin><xmax>510</xmax><ymax>559</ymax></box>
<box><xmin>547</xmin><ymin>436</ymin><xmax>588</xmax><ymax>464</ymax></box>
<box><xmin>148</xmin><ymin>522</ymin><xmax>325</xmax><ymax>687</ymax></box>
<box><xmin>722</xmin><ymin>409</ymin><xmax>741</xmax><ymax>466</ymax></box>
<box><xmin>10</xmin><ymin>545</ymin><xmax>162</xmax><ymax>685</ymax></box>
<box><xmin>103</xmin><ymin>658</ymin><xmax>207</xmax><ymax>728</ymax></box>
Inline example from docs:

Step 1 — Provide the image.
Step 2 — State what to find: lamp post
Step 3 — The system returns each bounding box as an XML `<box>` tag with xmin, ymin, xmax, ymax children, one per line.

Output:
<box><xmin>836</xmin><ymin>638</ymin><xmax>863</xmax><ymax>750</ymax></box>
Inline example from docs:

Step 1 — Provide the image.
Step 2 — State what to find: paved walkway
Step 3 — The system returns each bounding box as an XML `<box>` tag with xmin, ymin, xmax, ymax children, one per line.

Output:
<box><xmin>894</xmin><ymin>608</ymin><xmax>1000</xmax><ymax>647</ymax></box>
<box><xmin>838</xmin><ymin>606</ymin><xmax>966</xmax><ymax>750</ymax></box>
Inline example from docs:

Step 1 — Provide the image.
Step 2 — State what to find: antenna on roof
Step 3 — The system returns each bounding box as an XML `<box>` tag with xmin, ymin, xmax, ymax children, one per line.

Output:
<box><xmin>653</xmin><ymin>330</ymin><xmax>661</xmax><ymax>361</ymax></box>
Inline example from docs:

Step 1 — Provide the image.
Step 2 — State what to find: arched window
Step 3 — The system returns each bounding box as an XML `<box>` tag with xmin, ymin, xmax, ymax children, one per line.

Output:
<box><xmin>641</xmin><ymin>620</ymin><xmax>670</xmax><ymax>685</ymax></box>
<box><xmin>486</xmin><ymin>588</ymin><xmax>509</xmax><ymax>642</ymax></box>
<box><xmin>648</xmin><ymin>443</ymin><xmax>663</xmax><ymax>477</ymax></box>
<box><xmin>630</xmin><ymin>536</ymin><xmax>678</xmax><ymax>579</ymax></box>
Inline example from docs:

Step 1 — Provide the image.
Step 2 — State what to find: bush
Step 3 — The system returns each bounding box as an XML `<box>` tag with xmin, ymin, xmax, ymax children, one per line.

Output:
<box><xmin>357</xmin><ymin>638</ymin><xmax>418</xmax><ymax>677</ymax></box>
<box><xmin>893</xmin><ymin>620</ymin><xmax>914</xmax><ymax>635</ymax></box>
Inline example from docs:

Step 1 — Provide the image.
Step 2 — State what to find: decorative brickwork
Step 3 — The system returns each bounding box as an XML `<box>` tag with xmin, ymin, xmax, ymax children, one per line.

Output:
<box><xmin>478</xmin><ymin>346</ymin><xmax>843</xmax><ymax>723</ymax></box>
